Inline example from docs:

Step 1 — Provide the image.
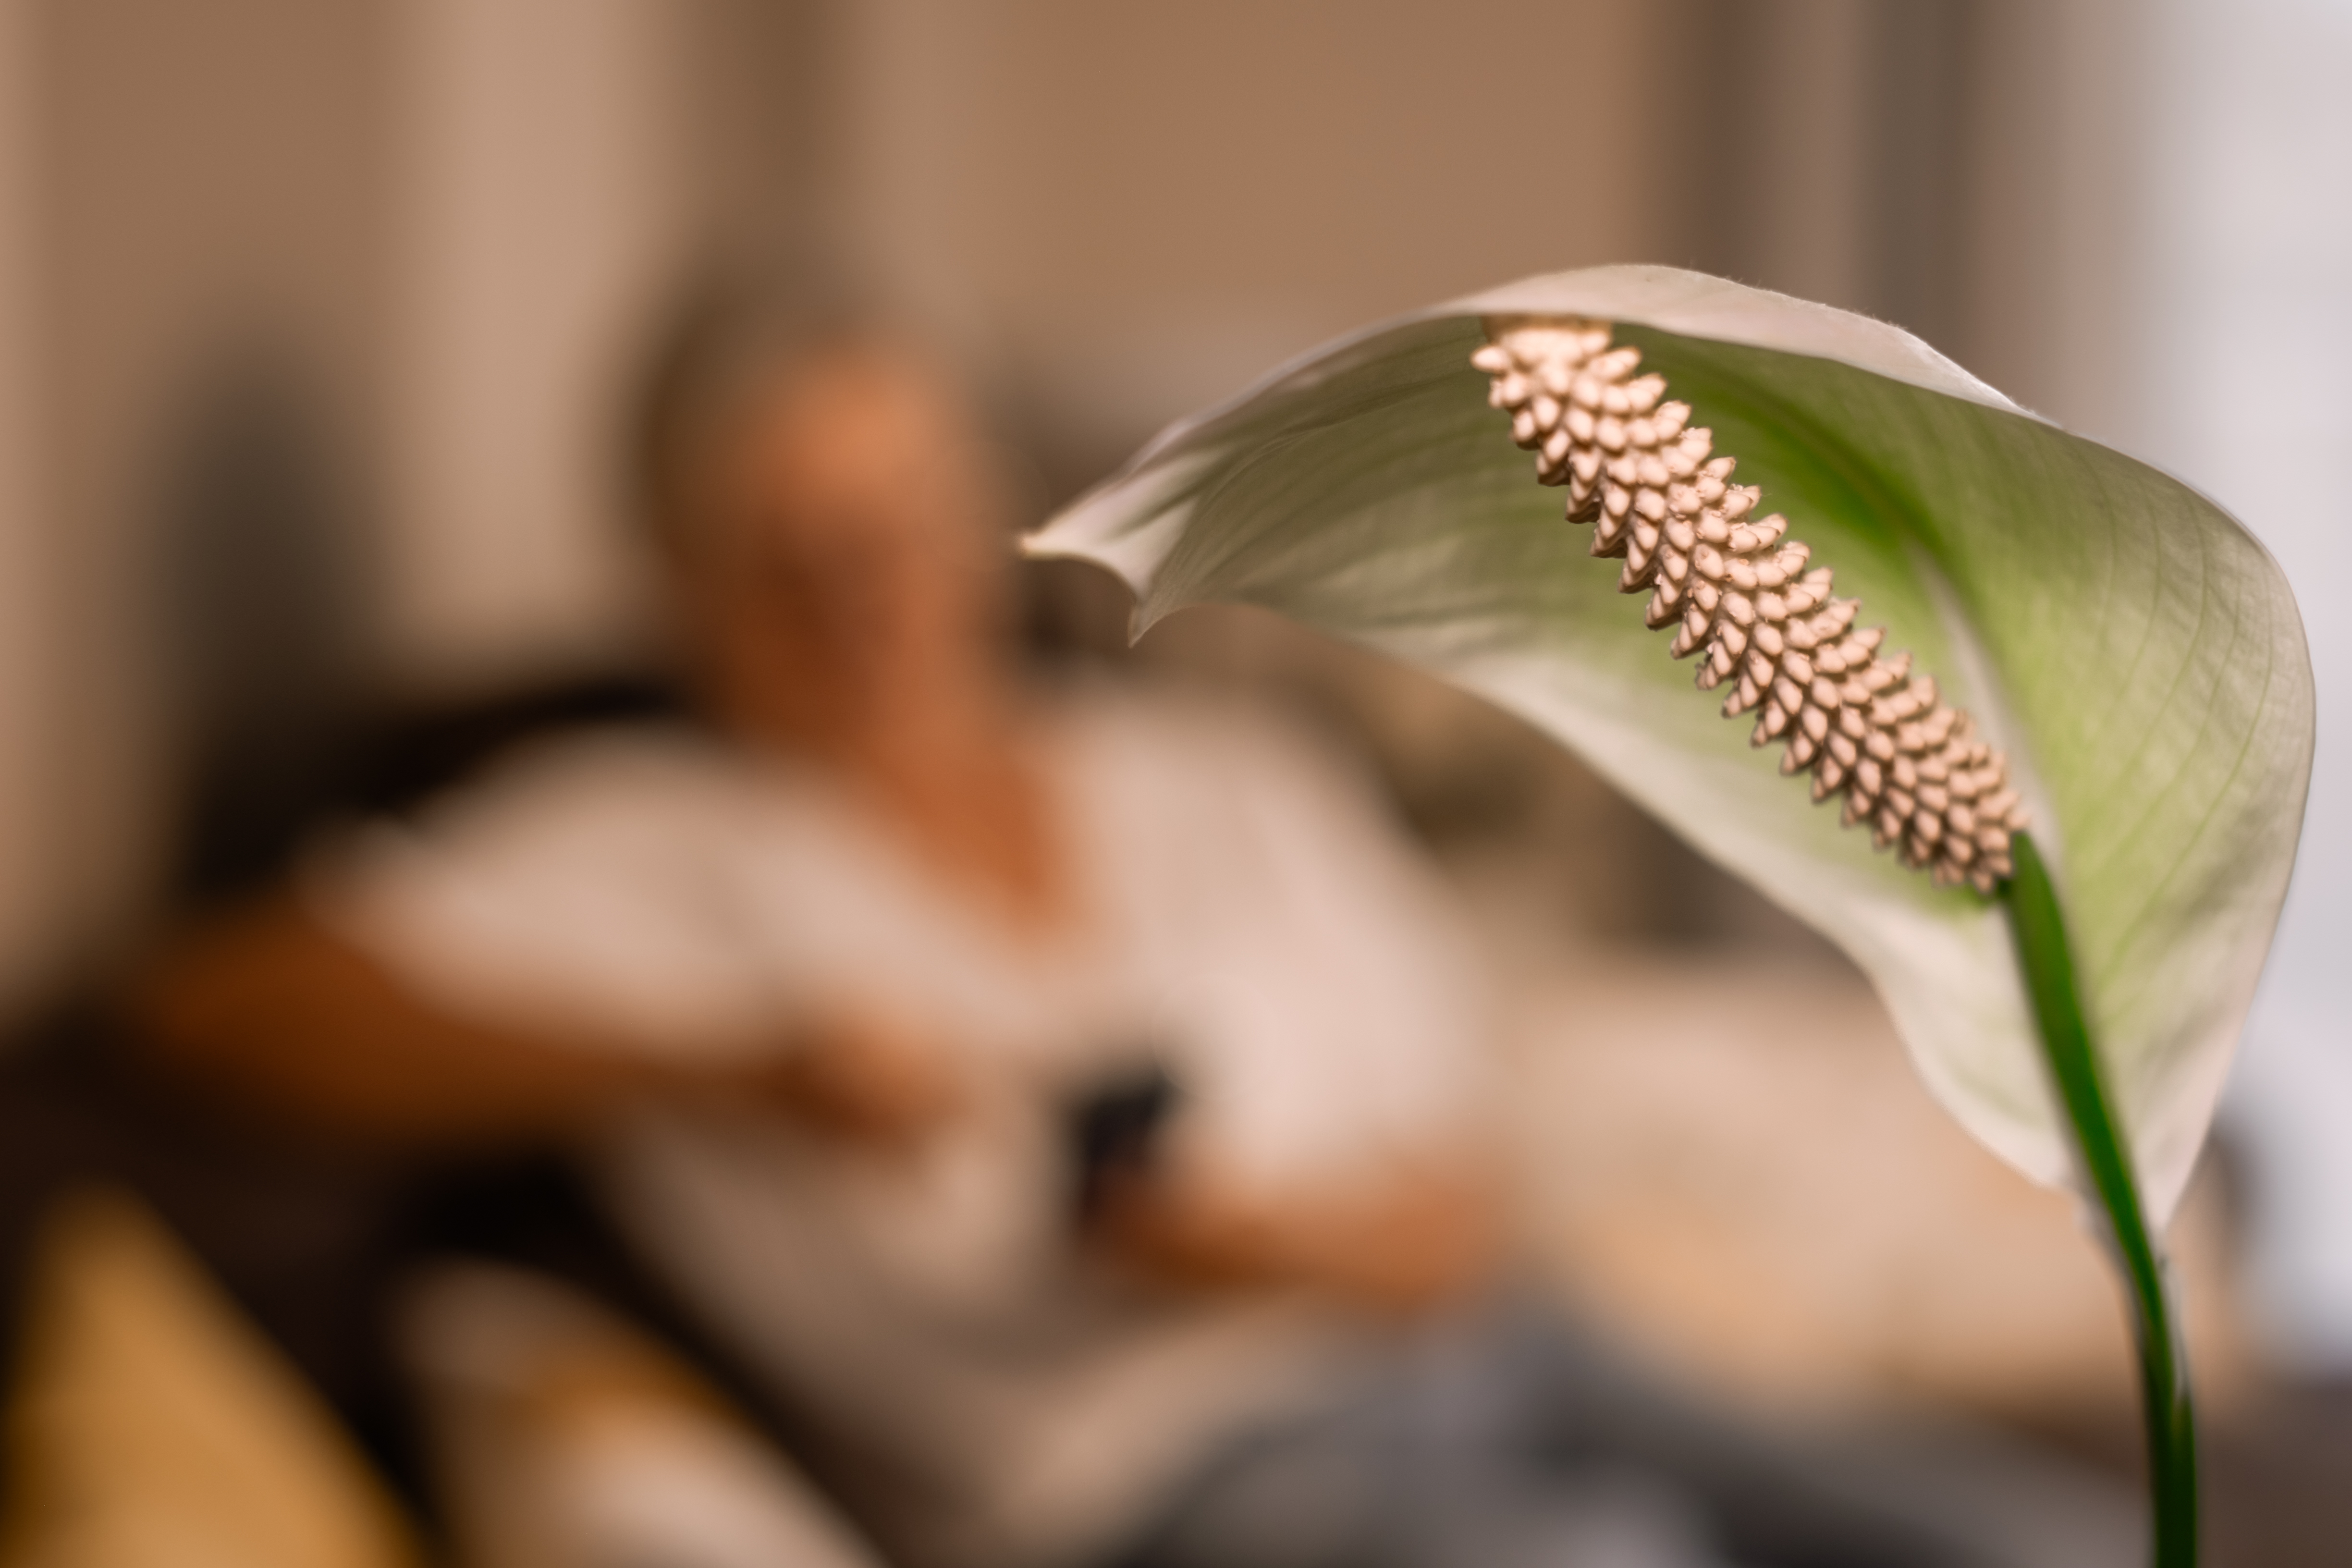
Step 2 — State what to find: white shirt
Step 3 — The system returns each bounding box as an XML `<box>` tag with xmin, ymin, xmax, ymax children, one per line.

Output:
<box><xmin>318</xmin><ymin>686</ymin><xmax>1491</xmax><ymax>1568</ymax></box>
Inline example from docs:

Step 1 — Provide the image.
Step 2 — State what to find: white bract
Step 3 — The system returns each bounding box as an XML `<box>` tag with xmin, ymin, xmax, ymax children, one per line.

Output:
<box><xmin>1027</xmin><ymin>265</ymin><xmax>2313</xmax><ymax>1224</ymax></box>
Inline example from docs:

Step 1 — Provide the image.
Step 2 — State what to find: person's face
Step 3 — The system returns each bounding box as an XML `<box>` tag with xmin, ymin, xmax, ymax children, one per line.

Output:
<box><xmin>672</xmin><ymin>343</ymin><xmax>1005</xmax><ymax>750</ymax></box>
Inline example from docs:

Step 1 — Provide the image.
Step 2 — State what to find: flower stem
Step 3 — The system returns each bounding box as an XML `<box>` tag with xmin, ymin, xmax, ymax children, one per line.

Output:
<box><xmin>2002</xmin><ymin>832</ymin><xmax>2197</xmax><ymax>1568</ymax></box>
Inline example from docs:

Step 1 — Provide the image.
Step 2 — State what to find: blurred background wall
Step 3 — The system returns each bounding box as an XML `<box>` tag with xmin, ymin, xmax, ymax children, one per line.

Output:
<box><xmin>2136</xmin><ymin>0</ymin><xmax>2352</xmax><ymax>1376</ymax></box>
<box><xmin>3</xmin><ymin>0</ymin><xmax>396</xmax><ymax>1002</ymax></box>
<box><xmin>0</xmin><ymin>0</ymin><xmax>50</xmax><ymax>1010</ymax></box>
<box><xmin>0</xmin><ymin>0</ymin><xmax>2159</xmax><ymax>1010</ymax></box>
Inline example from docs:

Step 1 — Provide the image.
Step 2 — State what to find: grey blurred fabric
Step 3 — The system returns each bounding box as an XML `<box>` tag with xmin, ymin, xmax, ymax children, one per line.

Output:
<box><xmin>1103</xmin><ymin>1297</ymin><xmax>2138</xmax><ymax>1568</ymax></box>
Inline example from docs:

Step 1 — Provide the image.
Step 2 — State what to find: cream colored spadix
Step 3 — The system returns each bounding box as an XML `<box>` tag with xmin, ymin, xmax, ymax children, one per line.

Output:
<box><xmin>1477</xmin><ymin>317</ymin><xmax>2027</xmax><ymax>894</ymax></box>
<box><xmin>1026</xmin><ymin>265</ymin><xmax>2313</xmax><ymax>1223</ymax></box>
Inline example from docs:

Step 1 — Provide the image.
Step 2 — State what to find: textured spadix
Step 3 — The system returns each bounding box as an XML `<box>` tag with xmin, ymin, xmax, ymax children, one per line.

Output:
<box><xmin>1476</xmin><ymin>317</ymin><xmax>2028</xmax><ymax>893</ymax></box>
<box><xmin>1028</xmin><ymin>265</ymin><xmax>2312</xmax><ymax>1223</ymax></box>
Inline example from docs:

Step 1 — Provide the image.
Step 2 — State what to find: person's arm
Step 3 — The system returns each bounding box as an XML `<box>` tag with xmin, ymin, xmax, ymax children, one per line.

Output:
<box><xmin>132</xmin><ymin>894</ymin><xmax>685</xmax><ymax>1145</ymax></box>
<box><xmin>1090</xmin><ymin>1154</ymin><xmax>1499</xmax><ymax>1318</ymax></box>
<box><xmin>132</xmin><ymin>894</ymin><xmax>962</xmax><ymax>1150</ymax></box>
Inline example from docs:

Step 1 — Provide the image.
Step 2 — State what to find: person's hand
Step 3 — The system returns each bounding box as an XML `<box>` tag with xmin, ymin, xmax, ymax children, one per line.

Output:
<box><xmin>735</xmin><ymin>1013</ymin><xmax>966</xmax><ymax>1151</ymax></box>
<box><xmin>1290</xmin><ymin>1165</ymin><xmax>1497</xmax><ymax>1316</ymax></box>
<box><xmin>1091</xmin><ymin>1156</ymin><xmax>1496</xmax><ymax>1318</ymax></box>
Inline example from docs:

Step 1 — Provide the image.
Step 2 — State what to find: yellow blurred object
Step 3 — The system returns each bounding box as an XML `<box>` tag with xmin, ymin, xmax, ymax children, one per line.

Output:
<box><xmin>0</xmin><ymin>1188</ymin><xmax>424</xmax><ymax>1568</ymax></box>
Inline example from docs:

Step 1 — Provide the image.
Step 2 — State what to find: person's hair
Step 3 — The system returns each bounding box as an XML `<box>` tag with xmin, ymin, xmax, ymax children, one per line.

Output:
<box><xmin>626</xmin><ymin>261</ymin><xmax>877</xmax><ymax>555</ymax></box>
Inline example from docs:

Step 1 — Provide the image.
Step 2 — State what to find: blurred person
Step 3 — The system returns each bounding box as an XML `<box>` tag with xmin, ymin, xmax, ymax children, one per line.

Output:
<box><xmin>134</xmin><ymin>282</ymin><xmax>1503</xmax><ymax>1564</ymax></box>
<box><xmin>135</xmin><ymin>282</ymin><xmax>2106</xmax><ymax>1568</ymax></box>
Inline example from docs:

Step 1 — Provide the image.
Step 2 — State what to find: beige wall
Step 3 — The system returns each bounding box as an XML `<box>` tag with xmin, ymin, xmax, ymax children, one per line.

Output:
<box><xmin>829</xmin><ymin>0</ymin><xmax>1697</xmax><ymax>477</ymax></box>
<box><xmin>818</xmin><ymin>0</ymin><xmax>2148</xmax><ymax>480</ymax></box>
<box><xmin>0</xmin><ymin>0</ymin><xmax>760</xmax><ymax>995</ymax></box>
<box><xmin>0</xmin><ymin>0</ymin><xmax>2162</xmax><ymax>1008</ymax></box>
<box><xmin>380</xmin><ymin>0</ymin><xmax>699</xmax><ymax>690</ymax></box>
<box><xmin>0</xmin><ymin>0</ymin><xmax>56</xmax><ymax>1007</ymax></box>
<box><xmin>1954</xmin><ymin>0</ymin><xmax>2149</xmax><ymax>441</ymax></box>
<box><xmin>28</xmin><ymin>0</ymin><xmax>392</xmax><ymax>991</ymax></box>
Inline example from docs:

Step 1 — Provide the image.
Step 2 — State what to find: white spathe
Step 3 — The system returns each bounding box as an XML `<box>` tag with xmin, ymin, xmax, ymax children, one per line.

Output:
<box><xmin>1030</xmin><ymin>264</ymin><xmax>2314</xmax><ymax>1226</ymax></box>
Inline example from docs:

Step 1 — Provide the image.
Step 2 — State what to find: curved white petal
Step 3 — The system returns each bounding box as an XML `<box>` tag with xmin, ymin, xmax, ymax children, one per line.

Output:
<box><xmin>1029</xmin><ymin>265</ymin><xmax>2313</xmax><ymax>1224</ymax></box>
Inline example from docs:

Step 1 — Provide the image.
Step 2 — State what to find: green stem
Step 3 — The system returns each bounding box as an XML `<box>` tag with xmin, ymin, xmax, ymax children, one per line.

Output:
<box><xmin>2002</xmin><ymin>833</ymin><xmax>2197</xmax><ymax>1568</ymax></box>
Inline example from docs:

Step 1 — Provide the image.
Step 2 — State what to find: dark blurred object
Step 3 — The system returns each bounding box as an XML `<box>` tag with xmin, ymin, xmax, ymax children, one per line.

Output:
<box><xmin>162</xmin><ymin>657</ymin><xmax>678</xmax><ymax>912</ymax></box>
<box><xmin>149</xmin><ymin>344</ymin><xmax>683</xmax><ymax>914</ymax></box>
<box><xmin>1068</xmin><ymin>1060</ymin><xmax>1182</xmax><ymax>1227</ymax></box>
<box><xmin>2204</xmin><ymin>1385</ymin><xmax>2352</xmax><ymax>1568</ymax></box>
<box><xmin>340</xmin><ymin>674</ymin><xmax>681</xmax><ymax>827</ymax></box>
<box><xmin>154</xmin><ymin>350</ymin><xmax>373</xmax><ymax>908</ymax></box>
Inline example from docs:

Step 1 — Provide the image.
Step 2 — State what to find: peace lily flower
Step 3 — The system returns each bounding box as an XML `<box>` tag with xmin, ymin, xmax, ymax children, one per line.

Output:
<box><xmin>1028</xmin><ymin>265</ymin><xmax>2314</xmax><ymax>1566</ymax></box>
